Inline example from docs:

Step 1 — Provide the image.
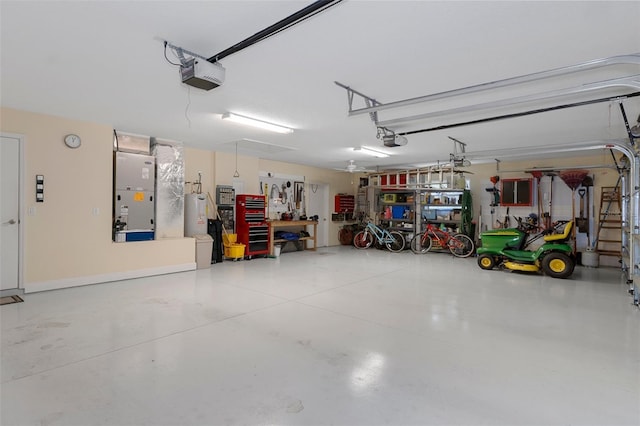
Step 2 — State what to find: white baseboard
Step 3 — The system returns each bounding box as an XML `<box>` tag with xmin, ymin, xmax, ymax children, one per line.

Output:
<box><xmin>24</xmin><ymin>263</ymin><xmax>197</xmax><ymax>293</ymax></box>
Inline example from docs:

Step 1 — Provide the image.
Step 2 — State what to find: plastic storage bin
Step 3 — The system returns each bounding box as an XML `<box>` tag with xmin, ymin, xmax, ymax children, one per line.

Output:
<box><xmin>194</xmin><ymin>234</ymin><xmax>213</xmax><ymax>269</ymax></box>
<box><xmin>392</xmin><ymin>206</ymin><xmax>407</xmax><ymax>219</ymax></box>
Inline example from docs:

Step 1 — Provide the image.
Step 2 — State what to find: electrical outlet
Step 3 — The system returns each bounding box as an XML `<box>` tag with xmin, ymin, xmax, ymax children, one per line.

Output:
<box><xmin>92</xmin><ymin>207</ymin><xmax>100</xmax><ymax>216</ymax></box>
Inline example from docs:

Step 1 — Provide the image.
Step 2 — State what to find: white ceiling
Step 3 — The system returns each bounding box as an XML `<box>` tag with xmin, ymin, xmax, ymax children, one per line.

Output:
<box><xmin>2</xmin><ymin>1</ymin><xmax>639</xmax><ymax>172</ymax></box>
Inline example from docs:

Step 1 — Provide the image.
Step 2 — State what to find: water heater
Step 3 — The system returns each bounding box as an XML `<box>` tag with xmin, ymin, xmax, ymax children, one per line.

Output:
<box><xmin>184</xmin><ymin>193</ymin><xmax>207</xmax><ymax>236</ymax></box>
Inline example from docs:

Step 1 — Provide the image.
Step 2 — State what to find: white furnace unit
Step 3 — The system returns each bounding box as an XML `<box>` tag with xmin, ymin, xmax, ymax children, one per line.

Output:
<box><xmin>114</xmin><ymin>151</ymin><xmax>156</xmax><ymax>242</ymax></box>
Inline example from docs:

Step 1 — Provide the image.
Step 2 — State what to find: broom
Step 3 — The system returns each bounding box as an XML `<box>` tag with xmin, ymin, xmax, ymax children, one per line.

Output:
<box><xmin>206</xmin><ymin>191</ymin><xmax>231</xmax><ymax>241</ymax></box>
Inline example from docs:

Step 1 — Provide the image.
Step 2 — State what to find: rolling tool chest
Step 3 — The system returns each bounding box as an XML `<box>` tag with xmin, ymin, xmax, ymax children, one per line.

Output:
<box><xmin>235</xmin><ymin>194</ymin><xmax>269</xmax><ymax>257</ymax></box>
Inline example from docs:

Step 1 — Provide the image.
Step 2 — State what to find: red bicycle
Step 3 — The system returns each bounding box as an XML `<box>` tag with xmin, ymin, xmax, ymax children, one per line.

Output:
<box><xmin>410</xmin><ymin>223</ymin><xmax>475</xmax><ymax>257</ymax></box>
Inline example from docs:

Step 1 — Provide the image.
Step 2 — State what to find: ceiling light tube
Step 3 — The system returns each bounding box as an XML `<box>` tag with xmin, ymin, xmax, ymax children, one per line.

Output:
<box><xmin>355</xmin><ymin>146</ymin><xmax>389</xmax><ymax>158</ymax></box>
<box><xmin>221</xmin><ymin>112</ymin><xmax>293</xmax><ymax>134</ymax></box>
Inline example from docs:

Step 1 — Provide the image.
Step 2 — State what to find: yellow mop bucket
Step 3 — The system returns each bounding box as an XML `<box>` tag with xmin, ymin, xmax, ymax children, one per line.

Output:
<box><xmin>223</xmin><ymin>233</ymin><xmax>237</xmax><ymax>245</ymax></box>
<box><xmin>224</xmin><ymin>243</ymin><xmax>245</xmax><ymax>258</ymax></box>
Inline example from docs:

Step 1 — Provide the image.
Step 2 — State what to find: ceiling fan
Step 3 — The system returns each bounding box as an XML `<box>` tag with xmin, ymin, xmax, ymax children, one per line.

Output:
<box><xmin>335</xmin><ymin>160</ymin><xmax>374</xmax><ymax>173</ymax></box>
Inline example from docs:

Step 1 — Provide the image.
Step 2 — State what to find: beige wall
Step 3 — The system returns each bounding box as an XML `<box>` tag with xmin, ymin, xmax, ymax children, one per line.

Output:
<box><xmin>468</xmin><ymin>154</ymin><xmax>620</xmax><ymax>225</ymax></box>
<box><xmin>467</xmin><ymin>153</ymin><xmax>621</xmax><ymax>266</ymax></box>
<box><xmin>1</xmin><ymin>107</ymin><xmax>359</xmax><ymax>291</ymax></box>
<box><xmin>258</xmin><ymin>158</ymin><xmax>358</xmax><ymax>246</ymax></box>
<box><xmin>183</xmin><ymin>148</ymin><xmax>215</xmax><ymax>197</ymax></box>
<box><xmin>1</xmin><ymin>108</ymin><xmax>195</xmax><ymax>292</ymax></box>
<box><xmin>209</xmin><ymin>152</ymin><xmax>358</xmax><ymax>246</ymax></box>
<box><xmin>5</xmin><ymin>106</ymin><xmax>622</xmax><ymax>290</ymax></box>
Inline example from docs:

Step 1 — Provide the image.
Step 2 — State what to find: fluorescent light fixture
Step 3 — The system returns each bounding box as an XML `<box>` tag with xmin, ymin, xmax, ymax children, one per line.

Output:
<box><xmin>354</xmin><ymin>146</ymin><xmax>389</xmax><ymax>158</ymax></box>
<box><xmin>221</xmin><ymin>112</ymin><xmax>293</xmax><ymax>134</ymax></box>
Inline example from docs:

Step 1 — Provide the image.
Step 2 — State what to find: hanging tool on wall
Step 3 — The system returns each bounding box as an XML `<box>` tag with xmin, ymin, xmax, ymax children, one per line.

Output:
<box><xmin>559</xmin><ymin>169</ymin><xmax>589</xmax><ymax>255</ymax></box>
<box><xmin>270</xmin><ymin>184</ymin><xmax>280</xmax><ymax>201</ymax></box>
<box><xmin>577</xmin><ymin>188</ymin><xmax>587</xmax><ymax>233</ymax></box>
<box><xmin>546</xmin><ymin>172</ymin><xmax>555</xmax><ymax>230</ymax></box>
<box><xmin>503</xmin><ymin>207</ymin><xmax>510</xmax><ymax>229</ymax></box>
<box><xmin>582</xmin><ymin>175</ymin><xmax>594</xmax><ymax>247</ymax></box>
<box><xmin>527</xmin><ymin>170</ymin><xmax>544</xmax><ymax>230</ymax></box>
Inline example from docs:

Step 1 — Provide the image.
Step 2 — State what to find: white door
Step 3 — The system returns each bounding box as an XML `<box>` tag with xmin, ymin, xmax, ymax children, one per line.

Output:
<box><xmin>307</xmin><ymin>182</ymin><xmax>329</xmax><ymax>247</ymax></box>
<box><xmin>1</xmin><ymin>135</ymin><xmax>21</xmax><ymax>290</ymax></box>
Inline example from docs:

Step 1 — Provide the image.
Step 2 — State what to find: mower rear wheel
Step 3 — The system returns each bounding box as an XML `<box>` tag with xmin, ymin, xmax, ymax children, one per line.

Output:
<box><xmin>477</xmin><ymin>254</ymin><xmax>496</xmax><ymax>270</ymax></box>
<box><xmin>353</xmin><ymin>231</ymin><xmax>373</xmax><ymax>249</ymax></box>
<box><xmin>541</xmin><ymin>252</ymin><xmax>575</xmax><ymax>279</ymax></box>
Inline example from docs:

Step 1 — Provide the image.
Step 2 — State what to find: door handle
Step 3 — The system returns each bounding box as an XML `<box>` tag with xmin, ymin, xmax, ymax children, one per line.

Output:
<box><xmin>3</xmin><ymin>219</ymin><xmax>17</xmax><ymax>225</ymax></box>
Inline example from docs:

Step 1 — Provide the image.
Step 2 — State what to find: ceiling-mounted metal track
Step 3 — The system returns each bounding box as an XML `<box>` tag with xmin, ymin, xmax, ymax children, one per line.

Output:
<box><xmin>341</xmin><ymin>53</ymin><xmax>640</xmax><ymax>116</ymax></box>
<box><xmin>334</xmin><ymin>81</ymin><xmax>381</xmax><ymax>124</ymax></box>
<box><xmin>378</xmin><ymin>75</ymin><xmax>640</xmax><ymax>128</ymax></box>
<box><xmin>397</xmin><ymin>91</ymin><xmax>640</xmax><ymax>136</ymax></box>
<box><xmin>207</xmin><ymin>0</ymin><xmax>343</xmax><ymax>63</ymax></box>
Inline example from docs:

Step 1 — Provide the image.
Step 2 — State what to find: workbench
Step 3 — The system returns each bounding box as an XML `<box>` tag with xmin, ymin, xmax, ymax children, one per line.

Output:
<box><xmin>268</xmin><ymin>220</ymin><xmax>318</xmax><ymax>255</ymax></box>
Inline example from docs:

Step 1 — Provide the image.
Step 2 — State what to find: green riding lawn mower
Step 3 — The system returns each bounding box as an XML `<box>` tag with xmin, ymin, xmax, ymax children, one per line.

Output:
<box><xmin>476</xmin><ymin>219</ymin><xmax>575</xmax><ymax>279</ymax></box>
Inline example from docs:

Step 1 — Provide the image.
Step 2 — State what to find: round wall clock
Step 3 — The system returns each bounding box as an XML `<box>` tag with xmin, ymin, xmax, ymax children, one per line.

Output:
<box><xmin>64</xmin><ymin>134</ymin><xmax>81</xmax><ymax>149</ymax></box>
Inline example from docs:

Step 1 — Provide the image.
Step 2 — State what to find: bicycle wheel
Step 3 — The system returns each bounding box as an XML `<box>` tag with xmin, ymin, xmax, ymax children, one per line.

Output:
<box><xmin>386</xmin><ymin>231</ymin><xmax>406</xmax><ymax>252</ymax></box>
<box><xmin>410</xmin><ymin>233</ymin><xmax>432</xmax><ymax>254</ymax></box>
<box><xmin>448</xmin><ymin>233</ymin><xmax>475</xmax><ymax>258</ymax></box>
<box><xmin>353</xmin><ymin>230</ymin><xmax>374</xmax><ymax>249</ymax></box>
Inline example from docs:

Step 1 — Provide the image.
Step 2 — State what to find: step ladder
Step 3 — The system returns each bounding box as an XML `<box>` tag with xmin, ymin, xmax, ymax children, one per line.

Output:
<box><xmin>595</xmin><ymin>186</ymin><xmax>622</xmax><ymax>259</ymax></box>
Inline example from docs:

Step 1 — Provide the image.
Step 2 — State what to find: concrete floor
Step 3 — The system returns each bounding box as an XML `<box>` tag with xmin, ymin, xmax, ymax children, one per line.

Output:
<box><xmin>1</xmin><ymin>246</ymin><xmax>638</xmax><ymax>425</ymax></box>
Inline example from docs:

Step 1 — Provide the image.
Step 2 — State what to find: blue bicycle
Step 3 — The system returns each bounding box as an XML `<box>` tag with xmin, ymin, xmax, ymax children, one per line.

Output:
<box><xmin>353</xmin><ymin>220</ymin><xmax>406</xmax><ymax>252</ymax></box>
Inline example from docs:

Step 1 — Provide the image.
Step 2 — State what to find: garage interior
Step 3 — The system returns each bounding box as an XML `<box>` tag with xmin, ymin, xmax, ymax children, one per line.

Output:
<box><xmin>1</xmin><ymin>1</ymin><xmax>639</xmax><ymax>425</ymax></box>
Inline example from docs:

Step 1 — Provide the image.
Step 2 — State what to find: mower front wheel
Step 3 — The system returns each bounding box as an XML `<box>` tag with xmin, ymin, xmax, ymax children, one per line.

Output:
<box><xmin>477</xmin><ymin>254</ymin><xmax>496</xmax><ymax>270</ymax></box>
<box><xmin>541</xmin><ymin>252</ymin><xmax>575</xmax><ymax>279</ymax></box>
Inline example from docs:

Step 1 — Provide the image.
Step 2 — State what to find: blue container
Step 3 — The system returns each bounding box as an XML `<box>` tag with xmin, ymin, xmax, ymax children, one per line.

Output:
<box><xmin>125</xmin><ymin>231</ymin><xmax>155</xmax><ymax>242</ymax></box>
<box><xmin>392</xmin><ymin>206</ymin><xmax>406</xmax><ymax>219</ymax></box>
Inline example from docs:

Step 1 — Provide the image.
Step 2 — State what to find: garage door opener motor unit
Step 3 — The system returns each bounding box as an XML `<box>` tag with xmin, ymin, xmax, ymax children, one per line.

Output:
<box><xmin>180</xmin><ymin>58</ymin><xmax>225</xmax><ymax>91</ymax></box>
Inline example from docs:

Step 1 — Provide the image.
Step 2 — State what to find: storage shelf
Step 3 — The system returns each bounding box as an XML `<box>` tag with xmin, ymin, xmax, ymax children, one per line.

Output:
<box><xmin>268</xmin><ymin>220</ymin><xmax>317</xmax><ymax>256</ymax></box>
<box><xmin>424</xmin><ymin>204</ymin><xmax>462</xmax><ymax>209</ymax></box>
<box><xmin>273</xmin><ymin>236</ymin><xmax>314</xmax><ymax>244</ymax></box>
<box><xmin>388</xmin><ymin>227</ymin><xmax>415</xmax><ymax>232</ymax></box>
<box><xmin>376</xmin><ymin>187</ymin><xmax>470</xmax><ymax>238</ymax></box>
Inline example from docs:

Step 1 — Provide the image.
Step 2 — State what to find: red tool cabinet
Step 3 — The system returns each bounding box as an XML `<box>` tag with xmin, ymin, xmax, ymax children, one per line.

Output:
<box><xmin>334</xmin><ymin>194</ymin><xmax>355</xmax><ymax>213</ymax></box>
<box><xmin>235</xmin><ymin>194</ymin><xmax>269</xmax><ymax>257</ymax></box>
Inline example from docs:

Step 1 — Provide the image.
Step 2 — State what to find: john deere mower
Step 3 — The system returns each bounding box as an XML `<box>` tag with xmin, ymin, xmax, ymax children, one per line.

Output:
<box><xmin>477</xmin><ymin>220</ymin><xmax>575</xmax><ymax>279</ymax></box>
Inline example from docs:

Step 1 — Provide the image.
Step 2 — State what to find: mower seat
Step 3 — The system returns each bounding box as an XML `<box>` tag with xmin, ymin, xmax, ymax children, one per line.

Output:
<box><xmin>544</xmin><ymin>221</ymin><xmax>573</xmax><ymax>242</ymax></box>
